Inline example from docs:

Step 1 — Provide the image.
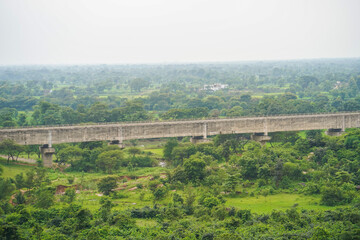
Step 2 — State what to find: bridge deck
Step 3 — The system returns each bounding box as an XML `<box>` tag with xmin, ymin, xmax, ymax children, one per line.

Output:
<box><xmin>1</xmin><ymin>112</ymin><xmax>359</xmax><ymax>145</ymax></box>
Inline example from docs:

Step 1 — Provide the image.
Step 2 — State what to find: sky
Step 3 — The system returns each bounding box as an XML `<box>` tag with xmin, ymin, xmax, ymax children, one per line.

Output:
<box><xmin>0</xmin><ymin>0</ymin><xmax>359</xmax><ymax>65</ymax></box>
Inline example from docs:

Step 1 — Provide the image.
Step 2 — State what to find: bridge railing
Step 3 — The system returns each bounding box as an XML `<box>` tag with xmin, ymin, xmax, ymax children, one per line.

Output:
<box><xmin>1</xmin><ymin>110</ymin><xmax>360</xmax><ymax>130</ymax></box>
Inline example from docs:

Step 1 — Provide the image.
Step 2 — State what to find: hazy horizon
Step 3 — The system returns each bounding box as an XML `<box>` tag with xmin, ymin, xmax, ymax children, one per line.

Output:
<box><xmin>1</xmin><ymin>57</ymin><xmax>360</xmax><ymax>67</ymax></box>
<box><xmin>1</xmin><ymin>0</ymin><xmax>360</xmax><ymax>65</ymax></box>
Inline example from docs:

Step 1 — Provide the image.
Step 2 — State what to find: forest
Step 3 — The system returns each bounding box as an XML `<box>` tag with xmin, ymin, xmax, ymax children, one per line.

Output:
<box><xmin>1</xmin><ymin>59</ymin><xmax>360</xmax><ymax>239</ymax></box>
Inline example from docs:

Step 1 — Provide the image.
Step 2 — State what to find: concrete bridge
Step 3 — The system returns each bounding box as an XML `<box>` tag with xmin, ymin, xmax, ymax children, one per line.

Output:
<box><xmin>1</xmin><ymin>112</ymin><xmax>359</xmax><ymax>167</ymax></box>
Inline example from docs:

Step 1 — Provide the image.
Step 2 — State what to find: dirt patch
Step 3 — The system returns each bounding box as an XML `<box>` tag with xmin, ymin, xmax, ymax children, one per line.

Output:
<box><xmin>56</xmin><ymin>185</ymin><xmax>70</xmax><ymax>195</ymax></box>
<box><xmin>128</xmin><ymin>187</ymin><xmax>138</xmax><ymax>191</ymax></box>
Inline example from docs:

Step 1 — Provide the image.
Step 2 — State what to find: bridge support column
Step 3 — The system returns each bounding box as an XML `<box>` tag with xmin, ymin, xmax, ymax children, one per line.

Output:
<box><xmin>251</xmin><ymin>133</ymin><xmax>271</xmax><ymax>145</ymax></box>
<box><xmin>325</xmin><ymin>128</ymin><xmax>344</xmax><ymax>137</ymax></box>
<box><xmin>39</xmin><ymin>145</ymin><xmax>55</xmax><ymax>168</ymax></box>
<box><xmin>109</xmin><ymin>140</ymin><xmax>125</xmax><ymax>148</ymax></box>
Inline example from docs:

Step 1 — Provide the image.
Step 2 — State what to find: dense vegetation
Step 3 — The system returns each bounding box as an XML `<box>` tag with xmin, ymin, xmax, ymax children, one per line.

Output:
<box><xmin>1</xmin><ymin>60</ymin><xmax>360</xmax><ymax>239</ymax></box>
<box><xmin>1</xmin><ymin>59</ymin><xmax>360</xmax><ymax>127</ymax></box>
<box><xmin>1</xmin><ymin>128</ymin><xmax>360</xmax><ymax>239</ymax></box>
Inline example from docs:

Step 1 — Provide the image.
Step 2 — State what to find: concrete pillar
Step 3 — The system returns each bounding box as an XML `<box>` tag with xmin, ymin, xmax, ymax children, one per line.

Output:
<box><xmin>325</xmin><ymin>128</ymin><xmax>344</xmax><ymax>137</ymax></box>
<box><xmin>203</xmin><ymin>123</ymin><xmax>207</xmax><ymax>139</ymax></box>
<box><xmin>251</xmin><ymin>133</ymin><xmax>271</xmax><ymax>145</ymax></box>
<box><xmin>39</xmin><ymin>145</ymin><xmax>55</xmax><ymax>168</ymax></box>
<box><xmin>109</xmin><ymin>140</ymin><xmax>125</xmax><ymax>148</ymax></box>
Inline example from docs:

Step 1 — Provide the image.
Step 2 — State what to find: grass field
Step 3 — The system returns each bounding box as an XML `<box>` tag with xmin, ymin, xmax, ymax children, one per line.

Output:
<box><xmin>225</xmin><ymin>193</ymin><xmax>340</xmax><ymax>213</ymax></box>
<box><xmin>0</xmin><ymin>158</ymin><xmax>35</xmax><ymax>178</ymax></box>
<box><xmin>144</xmin><ymin>148</ymin><xmax>163</xmax><ymax>157</ymax></box>
<box><xmin>1</xmin><ymin>158</ymin><xmax>348</xmax><ymax>216</ymax></box>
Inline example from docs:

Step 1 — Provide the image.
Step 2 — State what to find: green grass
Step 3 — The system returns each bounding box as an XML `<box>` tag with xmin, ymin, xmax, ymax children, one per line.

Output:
<box><xmin>1</xmin><ymin>159</ymin><xmax>349</xmax><ymax>216</ymax></box>
<box><xmin>144</xmin><ymin>148</ymin><xmax>163</xmax><ymax>157</ymax></box>
<box><xmin>0</xmin><ymin>158</ymin><xmax>35</xmax><ymax>178</ymax></box>
<box><xmin>136</xmin><ymin>219</ymin><xmax>158</xmax><ymax>227</ymax></box>
<box><xmin>225</xmin><ymin>193</ymin><xmax>344</xmax><ymax>213</ymax></box>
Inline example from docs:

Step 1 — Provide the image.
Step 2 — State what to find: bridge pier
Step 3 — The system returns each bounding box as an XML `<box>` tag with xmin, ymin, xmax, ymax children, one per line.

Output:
<box><xmin>39</xmin><ymin>145</ymin><xmax>55</xmax><ymax>168</ymax></box>
<box><xmin>109</xmin><ymin>140</ymin><xmax>125</xmax><ymax>148</ymax></box>
<box><xmin>251</xmin><ymin>133</ymin><xmax>271</xmax><ymax>145</ymax></box>
<box><xmin>325</xmin><ymin>128</ymin><xmax>344</xmax><ymax>137</ymax></box>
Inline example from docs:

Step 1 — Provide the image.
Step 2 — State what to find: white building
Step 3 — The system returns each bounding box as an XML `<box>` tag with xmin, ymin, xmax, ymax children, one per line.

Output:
<box><xmin>203</xmin><ymin>83</ymin><xmax>228</xmax><ymax>91</ymax></box>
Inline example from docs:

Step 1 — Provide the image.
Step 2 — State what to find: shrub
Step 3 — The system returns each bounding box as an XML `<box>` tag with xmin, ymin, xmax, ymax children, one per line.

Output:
<box><xmin>131</xmin><ymin>206</ymin><xmax>159</xmax><ymax>218</ymax></box>
<box><xmin>97</xmin><ymin>177</ymin><xmax>118</xmax><ymax>195</ymax></box>
<box><xmin>67</xmin><ymin>176</ymin><xmax>75</xmax><ymax>184</ymax></box>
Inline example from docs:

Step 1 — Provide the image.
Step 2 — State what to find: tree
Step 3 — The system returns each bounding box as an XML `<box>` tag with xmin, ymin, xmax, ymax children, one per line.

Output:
<box><xmin>0</xmin><ymin>108</ymin><xmax>18</xmax><ymax>127</ymax></box>
<box><xmin>13</xmin><ymin>191</ymin><xmax>26</xmax><ymax>204</ymax></box>
<box><xmin>183</xmin><ymin>155</ymin><xmax>206</xmax><ymax>182</ymax></box>
<box><xmin>62</xmin><ymin>187</ymin><xmax>76</xmax><ymax>203</ymax></box>
<box><xmin>129</xmin><ymin>78</ymin><xmax>150</xmax><ymax>92</ymax></box>
<box><xmin>24</xmin><ymin>167</ymin><xmax>50</xmax><ymax>189</ymax></box>
<box><xmin>0</xmin><ymin>139</ymin><xmax>24</xmax><ymax>163</ymax></box>
<box><xmin>98</xmin><ymin>196</ymin><xmax>115</xmax><ymax>221</ymax></box>
<box><xmin>87</xmin><ymin>102</ymin><xmax>109</xmax><ymax>123</ymax></box>
<box><xmin>171</xmin><ymin>143</ymin><xmax>196</xmax><ymax>166</ymax></box>
<box><xmin>226</xmin><ymin>106</ymin><xmax>243</xmax><ymax>117</ymax></box>
<box><xmin>14</xmin><ymin>173</ymin><xmax>26</xmax><ymax>189</ymax></box>
<box><xmin>163</xmin><ymin>138</ymin><xmax>178</xmax><ymax>160</ymax></box>
<box><xmin>172</xmin><ymin>192</ymin><xmax>184</xmax><ymax>205</ymax></box>
<box><xmin>75</xmin><ymin>209</ymin><xmax>92</xmax><ymax>230</ymax></box>
<box><xmin>320</xmin><ymin>186</ymin><xmax>346</xmax><ymax>206</ymax></box>
<box><xmin>127</xmin><ymin>147</ymin><xmax>141</xmax><ymax>157</ymax></box>
<box><xmin>223</xmin><ymin>174</ymin><xmax>240</xmax><ymax>193</ymax></box>
<box><xmin>34</xmin><ymin>185</ymin><xmax>55</xmax><ymax>209</ymax></box>
<box><xmin>0</xmin><ymin>177</ymin><xmax>15</xmax><ymax>200</ymax></box>
<box><xmin>294</xmin><ymin>138</ymin><xmax>310</xmax><ymax>155</ymax></box>
<box><xmin>17</xmin><ymin>112</ymin><xmax>27</xmax><ymax>126</ymax></box>
<box><xmin>97</xmin><ymin>177</ymin><xmax>118</xmax><ymax>195</ymax></box>
<box><xmin>96</xmin><ymin>150</ymin><xmax>124</xmax><ymax>173</ymax></box>
<box><xmin>152</xmin><ymin>186</ymin><xmax>168</xmax><ymax>202</ymax></box>
<box><xmin>57</xmin><ymin>146</ymin><xmax>84</xmax><ymax>165</ymax></box>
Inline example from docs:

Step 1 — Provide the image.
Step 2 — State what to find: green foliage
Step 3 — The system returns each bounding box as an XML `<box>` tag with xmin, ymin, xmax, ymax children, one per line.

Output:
<box><xmin>223</xmin><ymin>174</ymin><xmax>240</xmax><ymax>193</ymax></box>
<box><xmin>152</xmin><ymin>186</ymin><xmax>168</xmax><ymax>201</ymax></box>
<box><xmin>97</xmin><ymin>177</ymin><xmax>118</xmax><ymax>195</ymax></box>
<box><xmin>99</xmin><ymin>196</ymin><xmax>115</xmax><ymax>221</ymax></box>
<box><xmin>57</xmin><ymin>146</ymin><xmax>84</xmax><ymax>165</ymax></box>
<box><xmin>24</xmin><ymin>167</ymin><xmax>50</xmax><ymax>189</ymax></box>
<box><xmin>13</xmin><ymin>191</ymin><xmax>25</xmax><ymax>204</ymax></box>
<box><xmin>0</xmin><ymin>139</ymin><xmax>24</xmax><ymax>163</ymax></box>
<box><xmin>320</xmin><ymin>185</ymin><xmax>353</xmax><ymax>206</ymax></box>
<box><xmin>96</xmin><ymin>150</ymin><xmax>124</xmax><ymax>173</ymax></box>
<box><xmin>172</xmin><ymin>192</ymin><xmax>184</xmax><ymax>205</ymax></box>
<box><xmin>127</xmin><ymin>147</ymin><xmax>141</xmax><ymax>157</ymax></box>
<box><xmin>130</xmin><ymin>155</ymin><xmax>155</xmax><ymax>167</ymax></box>
<box><xmin>2</xmin><ymin>61</ymin><xmax>360</xmax><ymax>238</ymax></box>
<box><xmin>0</xmin><ymin>177</ymin><xmax>15</xmax><ymax>200</ymax></box>
<box><xmin>163</xmin><ymin>138</ymin><xmax>178</xmax><ymax>160</ymax></box>
<box><xmin>62</xmin><ymin>187</ymin><xmax>76</xmax><ymax>203</ymax></box>
<box><xmin>34</xmin><ymin>185</ymin><xmax>55</xmax><ymax>209</ymax></box>
<box><xmin>202</xmin><ymin>196</ymin><xmax>221</xmax><ymax>209</ymax></box>
<box><xmin>129</xmin><ymin>78</ymin><xmax>150</xmax><ymax>92</ymax></box>
<box><xmin>183</xmin><ymin>154</ymin><xmax>206</xmax><ymax>182</ymax></box>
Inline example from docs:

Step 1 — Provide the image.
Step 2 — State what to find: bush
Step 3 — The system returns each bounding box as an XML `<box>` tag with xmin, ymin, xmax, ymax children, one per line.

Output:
<box><xmin>131</xmin><ymin>206</ymin><xmax>159</xmax><ymax>218</ymax></box>
<box><xmin>130</xmin><ymin>156</ymin><xmax>155</xmax><ymax>167</ymax></box>
<box><xmin>320</xmin><ymin>186</ymin><xmax>353</xmax><ymax>206</ymax></box>
<box><xmin>303</xmin><ymin>182</ymin><xmax>321</xmax><ymax>195</ymax></box>
<box><xmin>202</xmin><ymin>197</ymin><xmax>220</xmax><ymax>209</ymax></box>
<box><xmin>98</xmin><ymin>177</ymin><xmax>118</xmax><ymax>195</ymax></box>
<box><xmin>67</xmin><ymin>176</ymin><xmax>75</xmax><ymax>184</ymax></box>
<box><xmin>153</xmin><ymin>187</ymin><xmax>168</xmax><ymax>201</ymax></box>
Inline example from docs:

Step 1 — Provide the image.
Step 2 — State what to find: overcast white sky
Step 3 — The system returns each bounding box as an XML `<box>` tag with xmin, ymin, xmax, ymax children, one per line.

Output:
<box><xmin>0</xmin><ymin>0</ymin><xmax>359</xmax><ymax>65</ymax></box>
